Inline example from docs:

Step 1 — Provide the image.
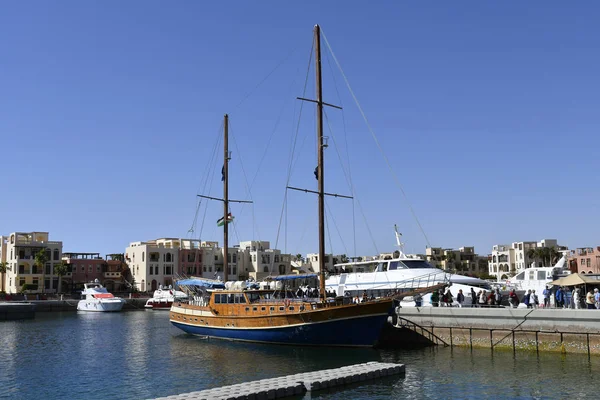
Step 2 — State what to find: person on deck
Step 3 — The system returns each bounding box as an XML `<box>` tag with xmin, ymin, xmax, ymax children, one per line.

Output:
<box><xmin>555</xmin><ymin>287</ymin><xmax>564</xmax><ymax>308</ymax></box>
<box><xmin>457</xmin><ymin>289</ymin><xmax>465</xmax><ymax>308</ymax></box>
<box><xmin>586</xmin><ymin>290</ymin><xmax>595</xmax><ymax>309</ymax></box>
<box><xmin>470</xmin><ymin>288</ymin><xmax>477</xmax><ymax>307</ymax></box>
<box><xmin>542</xmin><ymin>286</ymin><xmax>551</xmax><ymax>308</ymax></box>
<box><xmin>509</xmin><ymin>289</ymin><xmax>519</xmax><ymax>308</ymax></box>
<box><xmin>431</xmin><ymin>290</ymin><xmax>440</xmax><ymax>307</ymax></box>
<box><xmin>444</xmin><ymin>289</ymin><xmax>453</xmax><ymax>307</ymax></box>
<box><xmin>523</xmin><ymin>290</ymin><xmax>531</xmax><ymax>308</ymax></box>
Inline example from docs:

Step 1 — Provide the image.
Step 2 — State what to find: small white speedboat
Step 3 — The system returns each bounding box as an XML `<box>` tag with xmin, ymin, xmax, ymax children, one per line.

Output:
<box><xmin>145</xmin><ymin>285</ymin><xmax>188</xmax><ymax>310</ymax></box>
<box><xmin>77</xmin><ymin>279</ymin><xmax>126</xmax><ymax>312</ymax></box>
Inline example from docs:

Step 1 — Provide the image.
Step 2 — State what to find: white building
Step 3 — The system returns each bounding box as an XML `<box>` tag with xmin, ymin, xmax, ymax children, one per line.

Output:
<box><xmin>305</xmin><ymin>253</ymin><xmax>345</xmax><ymax>273</ymax></box>
<box><xmin>488</xmin><ymin>239</ymin><xmax>565</xmax><ymax>279</ymax></box>
<box><xmin>126</xmin><ymin>238</ymin><xmax>180</xmax><ymax>292</ymax></box>
<box><xmin>238</xmin><ymin>241</ymin><xmax>292</xmax><ymax>281</ymax></box>
<box><xmin>2</xmin><ymin>232</ymin><xmax>63</xmax><ymax>293</ymax></box>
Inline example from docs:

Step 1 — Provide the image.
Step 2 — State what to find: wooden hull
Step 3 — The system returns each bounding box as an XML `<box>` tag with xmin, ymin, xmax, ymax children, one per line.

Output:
<box><xmin>169</xmin><ymin>299</ymin><xmax>393</xmax><ymax>347</ymax></box>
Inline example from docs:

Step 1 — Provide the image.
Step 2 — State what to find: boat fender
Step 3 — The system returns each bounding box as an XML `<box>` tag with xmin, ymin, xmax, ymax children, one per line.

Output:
<box><xmin>299</xmin><ymin>305</ymin><xmax>305</xmax><ymax>311</ymax></box>
<box><xmin>284</xmin><ymin>299</ymin><xmax>290</xmax><ymax>307</ymax></box>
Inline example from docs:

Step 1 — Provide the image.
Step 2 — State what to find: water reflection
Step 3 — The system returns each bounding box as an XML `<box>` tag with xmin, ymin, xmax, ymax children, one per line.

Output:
<box><xmin>1</xmin><ymin>312</ymin><xmax>600</xmax><ymax>400</ymax></box>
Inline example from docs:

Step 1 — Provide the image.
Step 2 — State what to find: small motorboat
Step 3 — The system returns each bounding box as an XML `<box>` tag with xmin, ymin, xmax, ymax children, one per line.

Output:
<box><xmin>145</xmin><ymin>285</ymin><xmax>188</xmax><ymax>310</ymax></box>
<box><xmin>77</xmin><ymin>279</ymin><xmax>126</xmax><ymax>312</ymax></box>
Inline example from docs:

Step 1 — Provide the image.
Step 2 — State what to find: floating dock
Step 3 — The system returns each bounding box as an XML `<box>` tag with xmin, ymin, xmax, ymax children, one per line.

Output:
<box><xmin>151</xmin><ymin>362</ymin><xmax>405</xmax><ymax>400</ymax></box>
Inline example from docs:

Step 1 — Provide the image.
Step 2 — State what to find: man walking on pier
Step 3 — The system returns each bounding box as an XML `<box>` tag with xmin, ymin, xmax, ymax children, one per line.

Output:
<box><xmin>543</xmin><ymin>286</ymin><xmax>551</xmax><ymax>308</ymax></box>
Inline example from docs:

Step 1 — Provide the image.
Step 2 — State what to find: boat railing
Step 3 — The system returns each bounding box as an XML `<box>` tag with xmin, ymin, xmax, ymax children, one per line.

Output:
<box><xmin>387</xmin><ymin>271</ymin><xmax>451</xmax><ymax>292</ymax></box>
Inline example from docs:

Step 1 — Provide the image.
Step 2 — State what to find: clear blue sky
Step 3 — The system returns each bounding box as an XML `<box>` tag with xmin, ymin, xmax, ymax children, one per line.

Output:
<box><xmin>1</xmin><ymin>1</ymin><xmax>599</xmax><ymax>258</ymax></box>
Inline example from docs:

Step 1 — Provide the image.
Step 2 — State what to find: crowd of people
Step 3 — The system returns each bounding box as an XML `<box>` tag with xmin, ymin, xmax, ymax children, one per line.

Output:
<box><xmin>429</xmin><ymin>287</ymin><xmax>504</xmax><ymax>307</ymax></box>
<box><xmin>507</xmin><ymin>285</ymin><xmax>600</xmax><ymax>309</ymax></box>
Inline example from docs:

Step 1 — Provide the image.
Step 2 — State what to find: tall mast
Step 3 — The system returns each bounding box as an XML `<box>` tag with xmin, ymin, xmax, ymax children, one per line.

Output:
<box><xmin>223</xmin><ymin>114</ymin><xmax>229</xmax><ymax>282</ymax></box>
<box><xmin>315</xmin><ymin>25</ymin><xmax>326</xmax><ymax>303</ymax></box>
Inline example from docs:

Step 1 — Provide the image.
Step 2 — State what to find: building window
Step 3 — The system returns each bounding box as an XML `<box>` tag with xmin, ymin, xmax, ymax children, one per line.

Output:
<box><xmin>19</xmin><ymin>278</ymin><xmax>25</xmax><ymax>287</ymax></box>
<box><xmin>96</xmin><ymin>266</ymin><xmax>100</xmax><ymax>272</ymax></box>
<box><xmin>53</xmin><ymin>249</ymin><xmax>59</xmax><ymax>261</ymax></box>
<box><xmin>142</xmin><ymin>252</ymin><xmax>145</xmax><ymax>262</ymax></box>
<box><xmin>45</xmin><ymin>263</ymin><xmax>51</xmax><ymax>275</ymax></box>
<box><xmin>215</xmin><ymin>255</ymin><xmax>218</xmax><ymax>261</ymax></box>
<box><xmin>233</xmin><ymin>254</ymin><xmax>237</xmax><ymax>263</ymax></box>
<box><xmin>18</xmin><ymin>265</ymin><xmax>25</xmax><ymax>274</ymax></box>
<box><xmin>263</xmin><ymin>266</ymin><xmax>269</xmax><ymax>273</ymax></box>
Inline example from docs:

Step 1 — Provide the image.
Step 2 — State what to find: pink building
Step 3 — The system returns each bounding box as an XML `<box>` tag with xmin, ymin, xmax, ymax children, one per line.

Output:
<box><xmin>63</xmin><ymin>253</ymin><xmax>127</xmax><ymax>292</ymax></box>
<box><xmin>569</xmin><ymin>247</ymin><xmax>600</xmax><ymax>274</ymax></box>
<box><xmin>179</xmin><ymin>247</ymin><xmax>203</xmax><ymax>276</ymax></box>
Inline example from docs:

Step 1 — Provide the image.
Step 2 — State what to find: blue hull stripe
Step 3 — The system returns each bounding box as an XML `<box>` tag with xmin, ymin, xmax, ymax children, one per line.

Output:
<box><xmin>171</xmin><ymin>314</ymin><xmax>388</xmax><ymax>347</ymax></box>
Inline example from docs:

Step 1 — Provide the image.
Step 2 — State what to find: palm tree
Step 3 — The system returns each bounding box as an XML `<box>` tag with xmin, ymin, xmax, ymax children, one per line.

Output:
<box><xmin>526</xmin><ymin>248</ymin><xmax>537</xmax><ymax>267</ymax></box>
<box><xmin>295</xmin><ymin>254</ymin><xmax>304</xmax><ymax>263</ymax></box>
<box><xmin>541</xmin><ymin>247</ymin><xmax>552</xmax><ymax>267</ymax></box>
<box><xmin>0</xmin><ymin>261</ymin><xmax>7</xmax><ymax>292</ymax></box>
<box><xmin>549</xmin><ymin>247</ymin><xmax>561</xmax><ymax>266</ymax></box>
<box><xmin>54</xmin><ymin>261</ymin><xmax>69</xmax><ymax>294</ymax></box>
<box><xmin>534</xmin><ymin>248</ymin><xmax>546</xmax><ymax>267</ymax></box>
<box><xmin>445</xmin><ymin>252</ymin><xmax>456</xmax><ymax>272</ymax></box>
<box><xmin>340</xmin><ymin>254</ymin><xmax>349</xmax><ymax>263</ymax></box>
<box><xmin>35</xmin><ymin>249</ymin><xmax>48</xmax><ymax>274</ymax></box>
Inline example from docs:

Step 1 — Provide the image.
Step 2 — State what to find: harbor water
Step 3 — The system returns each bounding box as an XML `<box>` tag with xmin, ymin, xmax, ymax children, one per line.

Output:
<box><xmin>0</xmin><ymin>311</ymin><xmax>598</xmax><ymax>399</ymax></box>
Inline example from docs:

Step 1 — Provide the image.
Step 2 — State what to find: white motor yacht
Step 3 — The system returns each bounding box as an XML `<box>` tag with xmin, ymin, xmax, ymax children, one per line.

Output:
<box><xmin>77</xmin><ymin>279</ymin><xmax>126</xmax><ymax>312</ymax></box>
<box><xmin>325</xmin><ymin>226</ymin><xmax>491</xmax><ymax>307</ymax></box>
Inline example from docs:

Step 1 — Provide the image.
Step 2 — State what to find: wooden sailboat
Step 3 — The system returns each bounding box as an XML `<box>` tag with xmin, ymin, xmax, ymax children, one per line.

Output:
<box><xmin>169</xmin><ymin>25</ymin><xmax>395</xmax><ymax>347</ymax></box>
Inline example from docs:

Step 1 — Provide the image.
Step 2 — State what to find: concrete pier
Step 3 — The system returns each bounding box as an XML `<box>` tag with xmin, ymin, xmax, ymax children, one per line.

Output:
<box><xmin>0</xmin><ymin>302</ymin><xmax>36</xmax><ymax>320</ymax></box>
<box><xmin>396</xmin><ymin>307</ymin><xmax>600</xmax><ymax>355</ymax></box>
<box><xmin>151</xmin><ymin>362</ymin><xmax>405</xmax><ymax>400</ymax></box>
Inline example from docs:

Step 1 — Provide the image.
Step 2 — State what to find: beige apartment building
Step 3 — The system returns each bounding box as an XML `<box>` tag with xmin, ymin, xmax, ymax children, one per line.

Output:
<box><xmin>125</xmin><ymin>238</ymin><xmax>293</xmax><ymax>292</ymax></box>
<box><xmin>425</xmin><ymin>246</ymin><xmax>487</xmax><ymax>275</ymax></box>
<box><xmin>0</xmin><ymin>232</ymin><xmax>63</xmax><ymax>294</ymax></box>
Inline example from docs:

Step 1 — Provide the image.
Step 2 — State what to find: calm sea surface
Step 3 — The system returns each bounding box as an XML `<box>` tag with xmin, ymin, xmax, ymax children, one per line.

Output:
<box><xmin>0</xmin><ymin>311</ymin><xmax>598</xmax><ymax>399</ymax></box>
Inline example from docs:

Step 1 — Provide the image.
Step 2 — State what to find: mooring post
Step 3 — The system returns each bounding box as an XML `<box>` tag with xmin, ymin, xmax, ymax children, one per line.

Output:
<box><xmin>512</xmin><ymin>330</ymin><xmax>516</xmax><ymax>354</ymax></box>
<box><xmin>535</xmin><ymin>331</ymin><xmax>539</xmax><ymax>354</ymax></box>
<box><xmin>449</xmin><ymin>327</ymin><xmax>453</xmax><ymax>347</ymax></box>
<box><xmin>587</xmin><ymin>333</ymin><xmax>591</xmax><ymax>359</ymax></box>
<box><xmin>469</xmin><ymin>328</ymin><xmax>473</xmax><ymax>350</ymax></box>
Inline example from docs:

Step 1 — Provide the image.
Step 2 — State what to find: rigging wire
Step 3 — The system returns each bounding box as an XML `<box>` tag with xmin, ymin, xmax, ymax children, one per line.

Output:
<box><xmin>191</xmin><ymin>122</ymin><xmax>224</xmax><ymax>240</ymax></box>
<box><xmin>228</xmin><ymin>121</ymin><xmax>262</xmax><ymax>242</ymax></box>
<box><xmin>274</xmin><ymin>39</ymin><xmax>314</xmax><ymax>250</ymax></box>
<box><xmin>321</xmin><ymin>29</ymin><xmax>431</xmax><ymax>247</ymax></box>
<box><xmin>324</xmin><ymin>199</ymin><xmax>349</xmax><ymax>256</ymax></box>
<box><xmin>324</xmin><ymin>46</ymin><xmax>357</xmax><ymax>257</ymax></box>
<box><xmin>232</xmin><ymin>45</ymin><xmax>301</xmax><ymax>112</ymax></box>
<box><xmin>323</xmin><ymin>109</ymin><xmax>379</xmax><ymax>255</ymax></box>
<box><xmin>188</xmin><ymin>121</ymin><xmax>223</xmax><ymax>237</ymax></box>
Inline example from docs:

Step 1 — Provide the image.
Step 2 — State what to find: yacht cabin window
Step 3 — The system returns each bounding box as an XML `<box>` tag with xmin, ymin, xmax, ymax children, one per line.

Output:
<box><xmin>399</xmin><ymin>260</ymin><xmax>435</xmax><ymax>269</ymax></box>
<box><xmin>537</xmin><ymin>271</ymin><xmax>546</xmax><ymax>280</ymax></box>
<box><xmin>388</xmin><ymin>261</ymin><xmax>399</xmax><ymax>271</ymax></box>
<box><xmin>515</xmin><ymin>272</ymin><xmax>525</xmax><ymax>281</ymax></box>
